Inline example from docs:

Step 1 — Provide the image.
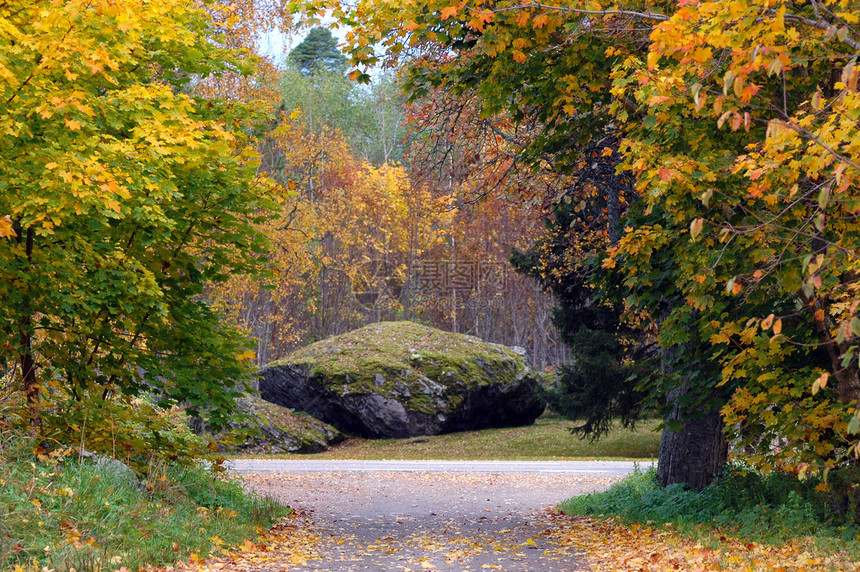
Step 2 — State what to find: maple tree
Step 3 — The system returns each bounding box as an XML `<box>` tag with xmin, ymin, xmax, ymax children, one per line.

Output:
<box><xmin>608</xmin><ymin>0</ymin><xmax>860</xmax><ymax>475</ymax></box>
<box><xmin>210</xmin><ymin>111</ymin><xmax>455</xmax><ymax>361</ymax></box>
<box><xmin>195</xmin><ymin>0</ymin><xmax>286</xmax><ymax>105</ymax></box>
<box><xmin>287</xmin><ymin>0</ymin><xmax>860</xmax><ymax>485</ymax></box>
<box><xmin>0</xmin><ymin>0</ymin><xmax>275</xmax><ymax>436</ymax></box>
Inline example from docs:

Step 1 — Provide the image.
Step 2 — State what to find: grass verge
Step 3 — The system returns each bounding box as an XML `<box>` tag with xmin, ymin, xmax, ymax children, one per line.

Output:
<box><xmin>232</xmin><ymin>416</ymin><xmax>661</xmax><ymax>460</ymax></box>
<box><xmin>558</xmin><ymin>466</ymin><xmax>860</xmax><ymax>568</ymax></box>
<box><xmin>0</xmin><ymin>434</ymin><xmax>289</xmax><ymax>572</ymax></box>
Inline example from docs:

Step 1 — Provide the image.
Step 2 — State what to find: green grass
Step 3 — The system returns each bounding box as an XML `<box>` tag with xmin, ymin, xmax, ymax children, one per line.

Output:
<box><xmin>0</xmin><ymin>434</ymin><xmax>289</xmax><ymax>572</ymax></box>
<box><xmin>560</xmin><ymin>465</ymin><xmax>860</xmax><ymax>557</ymax></box>
<box><xmin>233</xmin><ymin>416</ymin><xmax>662</xmax><ymax>460</ymax></box>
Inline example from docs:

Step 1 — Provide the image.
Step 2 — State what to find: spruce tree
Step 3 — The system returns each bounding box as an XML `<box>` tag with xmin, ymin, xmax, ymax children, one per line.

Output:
<box><xmin>288</xmin><ymin>27</ymin><xmax>347</xmax><ymax>76</ymax></box>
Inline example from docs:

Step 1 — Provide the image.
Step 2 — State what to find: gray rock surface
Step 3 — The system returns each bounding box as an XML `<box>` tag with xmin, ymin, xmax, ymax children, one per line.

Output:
<box><xmin>76</xmin><ymin>448</ymin><xmax>140</xmax><ymax>487</ymax></box>
<box><xmin>218</xmin><ymin>395</ymin><xmax>344</xmax><ymax>454</ymax></box>
<box><xmin>259</xmin><ymin>321</ymin><xmax>545</xmax><ymax>438</ymax></box>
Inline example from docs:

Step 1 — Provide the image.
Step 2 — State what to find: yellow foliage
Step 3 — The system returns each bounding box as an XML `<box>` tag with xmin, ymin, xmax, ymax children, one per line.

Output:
<box><xmin>210</xmin><ymin>117</ymin><xmax>454</xmax><ymax>360</ymax></box>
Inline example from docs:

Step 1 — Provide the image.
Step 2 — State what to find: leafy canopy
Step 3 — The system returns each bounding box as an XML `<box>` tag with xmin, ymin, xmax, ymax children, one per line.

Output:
<box><xmin>0</xmin><ymin>0</ymin><xmax>276</xmax><ymax>432</ymax></box>
<box><xmin>289</xmin><ymin>0</ymin><xmax>860</xmax><ymax>473</ymax></box>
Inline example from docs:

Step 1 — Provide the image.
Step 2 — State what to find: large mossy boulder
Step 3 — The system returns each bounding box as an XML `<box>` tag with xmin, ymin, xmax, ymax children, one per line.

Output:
<box><xmin>218</xmin><ymin>395</ymin><xmax>344</xmax><ymax>454</ymax></box>
<box><xmin>259</xmin><ymin>321</ymin><xmax>545</xmax><ymax>438</ymax></box>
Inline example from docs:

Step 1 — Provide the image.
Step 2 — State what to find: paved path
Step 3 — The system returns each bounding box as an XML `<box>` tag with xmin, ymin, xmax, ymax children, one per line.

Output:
<box><xmin>236</xmin><ymin>461</ymin><xmax>646</xmax><ymax>571</ymax></box>
<box><xmin>228</xmin><ymin>459</ymin><xmax>648</xmax><ymax>474</ymax></box>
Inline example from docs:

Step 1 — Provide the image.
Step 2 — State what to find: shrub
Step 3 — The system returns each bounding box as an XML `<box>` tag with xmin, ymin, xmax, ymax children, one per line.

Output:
<box><xmin>2</xmin><ymin>379</ymin><xmax>208</xmax><ymax>473</ymax></box>
<box><xmin>560</xmin><ymin>464</ymin><xmax>860</xmax><ymax>548</ymax></box>
<box><xmin>0</xmin><ymin>430</ymin><xmax>287</xmax><ymax>571</ymax></box>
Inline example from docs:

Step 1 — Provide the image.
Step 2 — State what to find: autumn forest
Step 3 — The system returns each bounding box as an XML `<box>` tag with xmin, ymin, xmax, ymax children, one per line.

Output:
<box><xmin>2</xmin><ymin>0</ymin><xmax>860</xmax><ymax>544</ymax></box>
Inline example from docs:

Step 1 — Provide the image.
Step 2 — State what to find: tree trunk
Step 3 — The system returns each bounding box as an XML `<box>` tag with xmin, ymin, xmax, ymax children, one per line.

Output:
<box><xmin>655</xmin><ymin>325</ymin><xmax>727</xmax><ymax>490</ymax></box>
<box><xmin>19</xmin><ymin>320</ymin><xmax>41</xmax><ymax>438</ymax></box>
<box><xmin>657</xmin><ymin>384</ymin><xmax>727</xmax><ymax>490</ymax></box>
<box><xmin>17</xmin><ymin>226</ymin><xmax>40</xmax><ymax>438</ymax></box>
<box><xmin>809</xmin><ymin>299</ymin><xmax>860</xmax><ymax>405</ymax></box>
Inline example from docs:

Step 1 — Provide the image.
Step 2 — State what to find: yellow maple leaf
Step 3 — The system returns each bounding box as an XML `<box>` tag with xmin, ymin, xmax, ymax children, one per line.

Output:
<box><xmin>468</xmin><ymin>17</ymin><xmax>486</xmax><ymax>31</ymax></box>
<box><xmin>100</xmin><ymin>180</ymin><xmax>119</xmax><ymax>194</ymax></box>
<box><xmin>532</xmin><ymin>14</ymin><xmax>548</xmax><ymax>28</ymax></box>
<box><xmin>440</xmin><ymin>4</ymin><xmax>460</xmax><ymax>20</ymax></box>
<box><xmin>515</xmin><ymin>10</ymin><xmax>530</xmax><ymax>26</ymax></box>
<box><xmin>104</xmin><ymin>198</ymin><xmax>121</xmax><ymax>213</ymax></box>
<box><xmin>236</xmin><ymin>349</ymin><xmax>256</xmax><ymax>362</ymax></box>
<box><xmin>0</xmin><ymin>215</ymin><xmax>17</xmax><ymax>239</ymax></box>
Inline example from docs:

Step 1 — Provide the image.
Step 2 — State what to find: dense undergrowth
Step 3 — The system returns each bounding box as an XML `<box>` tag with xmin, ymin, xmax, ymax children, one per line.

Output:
<box><xmin>560</xmin><ymin>465</ymin><xmax>860</xmax><ymax>558</ymax></box>
<box><xmin>0</xmin><ymin>432</ymin><xmax>288</xmax><ymax>572</ymax></box>
<box><xmin>0</xmin><ymin>381</ymin><xmax>289</xmax><ymax>572</ymax></box>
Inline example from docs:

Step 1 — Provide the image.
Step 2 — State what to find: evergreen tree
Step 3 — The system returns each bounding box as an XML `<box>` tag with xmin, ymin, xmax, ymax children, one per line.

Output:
<box><xmin>288</xmin><ymin>27</ymin><xmax>347</xmax><ymax>76</ymax></box>
<box><xmin>510</xmin><ymin>197</ymin><xmax>650</xmax><ymax>439</ymax></box>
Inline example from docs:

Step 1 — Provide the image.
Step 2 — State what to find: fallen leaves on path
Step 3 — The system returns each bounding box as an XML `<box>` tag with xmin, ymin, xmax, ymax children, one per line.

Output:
<box><xmin>546</xmin><ymin>512</ymin><xmax>860</xmax><ymax>571</ymax></box>
<box><xmin>163</xmin><ymin>510</ymin><xmax>324</xmax><ymax>572</ymax></box>
<box><xmin>163</xmin><ymin>516</ymin><xmax>570</xmax><ymax>572</ymax></box>
<box><xmin>164</xmin><ymin>509</ymin><xmax>859</xmax><ymax>572</ymax></box>
<box><xmin>162</xmin><ymin>470</ymin><xmax>857</xmax><ymax>572</ymax></box>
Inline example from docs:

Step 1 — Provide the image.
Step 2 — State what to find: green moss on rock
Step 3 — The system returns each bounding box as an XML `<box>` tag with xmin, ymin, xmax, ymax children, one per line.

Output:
<box><xmin>219</xmin><ymin>395</ymin><xmax>343</xmax><ymax>454</ymax></box>
<box><xmin>268</xmin><ymin>321</ymin><xmax>532</xmax><ymax>414</ymax></box>
<box><xmin>261</xmin><ymin>321</ymin><xmax>545</xmax><ymax>438</ymax></box>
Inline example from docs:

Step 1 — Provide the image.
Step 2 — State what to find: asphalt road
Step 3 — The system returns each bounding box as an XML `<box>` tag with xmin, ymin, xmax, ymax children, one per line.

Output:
<box><xmin>227</xmin><ymin>459</ymin><xmax>652</xmax><ymax>475</ymax></box>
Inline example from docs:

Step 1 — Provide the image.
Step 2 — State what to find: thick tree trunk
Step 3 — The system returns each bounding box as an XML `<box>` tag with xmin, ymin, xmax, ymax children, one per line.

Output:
<box><xmin>657</xmin><ymin>384</ymin><xmax>727</xmax><ymax>490</ymax></box>
<box><xmin>656</xmin><ymin>327</ymin><xmax>727</xmax><ymax>490</ymax></box>
<box><xmin>809</xmin><ymin>300</ymin><xmax>860</xmax><ymax>404</ymax></box>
